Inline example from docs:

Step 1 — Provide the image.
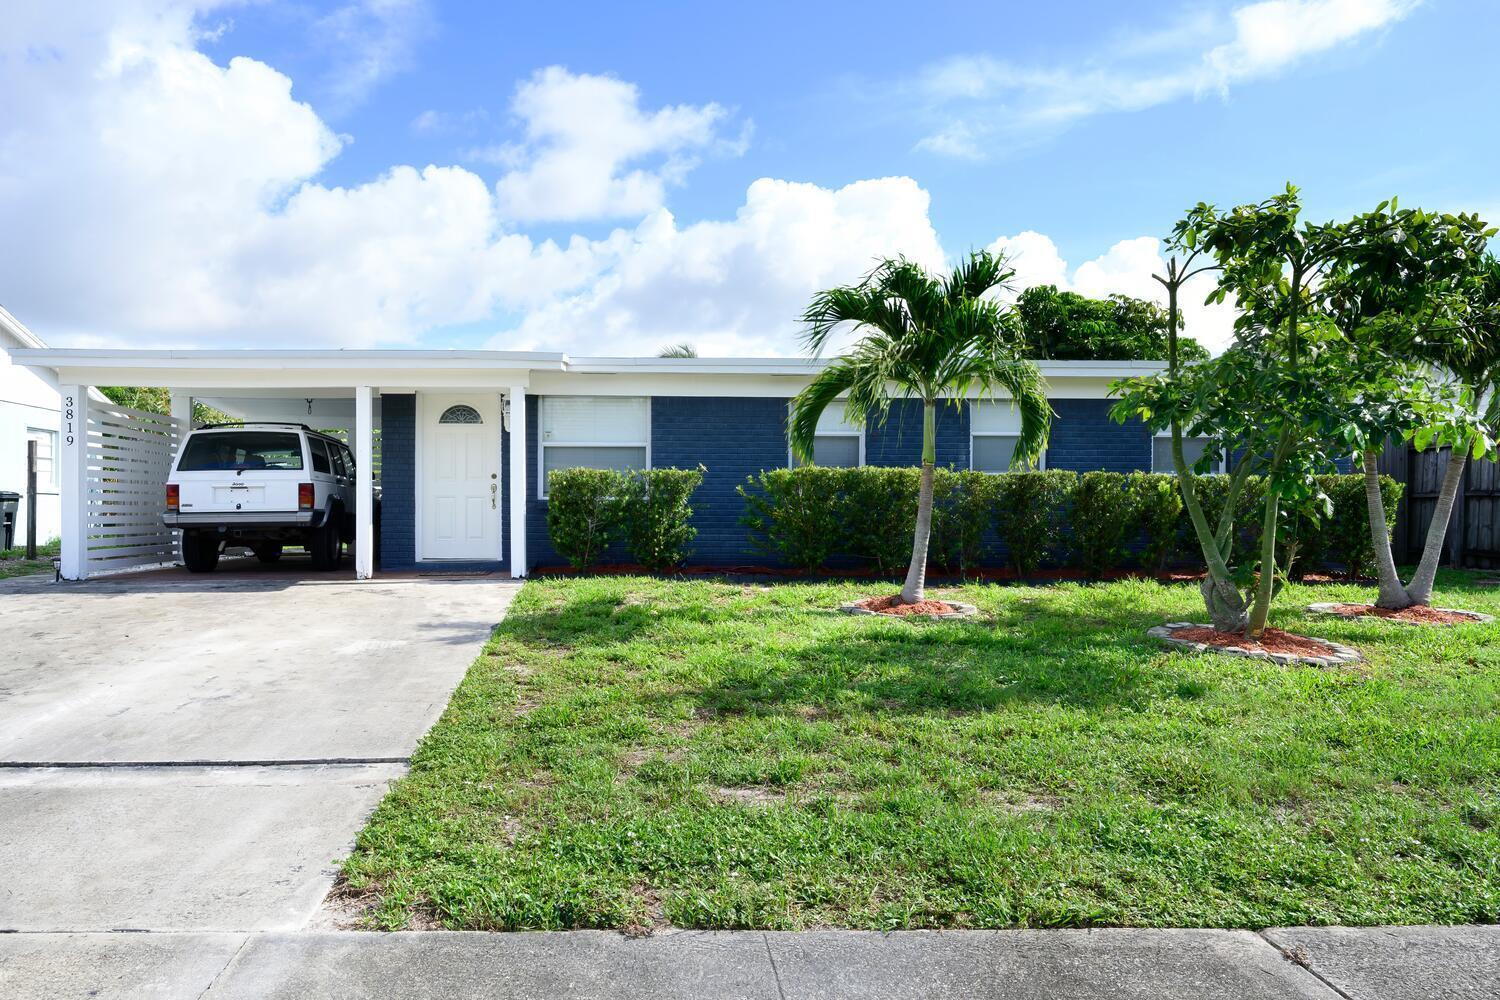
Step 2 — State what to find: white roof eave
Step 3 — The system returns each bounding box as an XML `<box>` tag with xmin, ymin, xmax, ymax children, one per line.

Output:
<box><xmin>8</xmin><ymin>346</ymin><xmax>1166</xmax><ymax>384</ymax></box>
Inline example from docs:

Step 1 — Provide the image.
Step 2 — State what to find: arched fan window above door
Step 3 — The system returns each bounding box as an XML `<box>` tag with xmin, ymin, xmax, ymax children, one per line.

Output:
<box><xmin>438</xmin><ymin>404</ymin><xmax>483</xmax><ymax>425</ymax></box>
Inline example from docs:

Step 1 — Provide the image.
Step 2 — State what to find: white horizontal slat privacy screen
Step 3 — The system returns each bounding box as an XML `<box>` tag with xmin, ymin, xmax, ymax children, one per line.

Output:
<box><xmin>83</xmin><ymin>400</ymin><xmax>183</xmax><ymax>576</ymax></box>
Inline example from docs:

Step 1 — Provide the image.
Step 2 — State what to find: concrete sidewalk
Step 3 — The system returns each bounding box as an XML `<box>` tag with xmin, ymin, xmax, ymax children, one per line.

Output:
<box><xmin>1</xmin><ymin>925</ymin><xmax>1494</xmax><ymax>999</ymax></box>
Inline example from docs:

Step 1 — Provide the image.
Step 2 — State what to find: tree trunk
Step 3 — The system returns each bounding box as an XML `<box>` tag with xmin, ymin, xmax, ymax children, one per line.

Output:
<box><xmin>900</xmin><ymin>400</ymin><xmax>937</xmax><ymax>604</ymax></box>
<box><xmin>1363</xmin><ymin>448</ymin><xmax>1411</xmax><ymax>609</ymax></box>
<box><xmin>1173</xmin><ymin>427</ymin><xmax>1248</xmax><ymax>631</ymax></box>
<box><xmin>1246</xmin><ymin>487</ymin><xmax>1282</xmax><ymax>638</ymax></box>
<box><xmin>1405</xmin><ymin>445</ymin><xmax>1468</xmax><ymax>606</ymax></box>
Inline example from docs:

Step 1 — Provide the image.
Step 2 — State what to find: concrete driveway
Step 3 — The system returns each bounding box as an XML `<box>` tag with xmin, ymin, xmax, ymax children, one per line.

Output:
<box><xmin>0</xmin><ymin>572</ymin><xmax>520</xmax><ymax>932</ymax></box>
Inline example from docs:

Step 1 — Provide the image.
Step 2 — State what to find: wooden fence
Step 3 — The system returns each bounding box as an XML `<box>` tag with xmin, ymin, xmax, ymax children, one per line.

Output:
<box><xmin>1379</xmin><ymin>441</ymin><xmax>1500</xmax><ymax>570</ymax></box>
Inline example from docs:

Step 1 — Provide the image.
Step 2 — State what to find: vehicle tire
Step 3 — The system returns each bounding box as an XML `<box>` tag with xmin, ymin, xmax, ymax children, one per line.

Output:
<box><xmin>181</xmin><ymin>531</ymin><xmax>220</xmax><ymax>573</ymax></box>
<box><xmin>254</xmin><ymin>543</ymin><xmax>283</xmax><ymax>564</ymax></box>
<box><xmin>310</xmin><ymin>523</ymin><xmax>336</xmax><ymax>570</ymax></box>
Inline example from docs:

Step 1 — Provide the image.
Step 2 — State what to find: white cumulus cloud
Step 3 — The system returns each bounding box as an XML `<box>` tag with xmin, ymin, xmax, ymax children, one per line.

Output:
<box><xmin>987</xmin><ymin>233</ymin><xmax>1238</xmax><ymax>352</ymax></box>
<box><xmin>501</xmin><ymin>176</ymin><xmax>948</xmax><ymax>357</ymax></box>
<box><xmin>0</xmin><ymin>2</ymin><xmax>1245</xmax><ymax>358</ymax></box>
<box><xmin>490</xmin><ymin>67</ymin><xmax>749</xmax><ymax>223</ymax></box>
<box><xmin>915</xmin><ymin>0</ymin><xmax>1420</xmax><ymax>157</ymax></box>
<box><xmin>0</xmin><ymin>2</ymin><xmax>613</xmax><ymax>346</ymax></box>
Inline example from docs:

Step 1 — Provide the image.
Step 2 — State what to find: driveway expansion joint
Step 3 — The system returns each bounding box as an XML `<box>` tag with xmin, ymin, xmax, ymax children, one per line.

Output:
<box><xmin>1254</xmin><ymin>929</ymin><xmax>1355</xmax><ymax>1000</ymax></box>
<box><xmin>0</xmin><ymin>757</ymin><xmax>410</xmax><ymax>769</ymax></box>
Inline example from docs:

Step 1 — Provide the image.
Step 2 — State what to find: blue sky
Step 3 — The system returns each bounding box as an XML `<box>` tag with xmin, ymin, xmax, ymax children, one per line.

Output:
<box><xmin>2</xmin><ymin>0</ymin><xmax>1495</xmax><ymax>355</ymax></box>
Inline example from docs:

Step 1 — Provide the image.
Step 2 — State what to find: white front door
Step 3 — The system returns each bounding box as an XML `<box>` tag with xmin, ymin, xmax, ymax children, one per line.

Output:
<box><xmin>421</xmin><ymin>394</ymin><xmax>501</xmax><ymax>561</ymax></box>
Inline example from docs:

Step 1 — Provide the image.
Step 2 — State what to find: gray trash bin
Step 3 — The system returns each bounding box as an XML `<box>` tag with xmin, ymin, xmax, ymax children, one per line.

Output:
<box><xmin>0</xmin><ymin>491</ymin><xmax>20</xmax><ymax>550</ymax></box>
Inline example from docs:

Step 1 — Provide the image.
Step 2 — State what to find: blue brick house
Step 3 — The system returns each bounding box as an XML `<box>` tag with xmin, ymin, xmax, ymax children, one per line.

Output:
<box><xmin>371</xmin><ymin>356</ymin><xmax>1175</xmax><ymax>573</ymax></box>
<box><xmin>10</xmin><ymin>347</ymin><xmax>1180</xmax><ymax>580</ymax></box>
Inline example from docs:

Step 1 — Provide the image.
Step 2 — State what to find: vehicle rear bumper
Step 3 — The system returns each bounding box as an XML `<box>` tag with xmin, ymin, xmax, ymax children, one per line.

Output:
<box><xmin>163</xmin><ymin>510</ymin><xmax>326</xmax><ymax>530</ymax></box>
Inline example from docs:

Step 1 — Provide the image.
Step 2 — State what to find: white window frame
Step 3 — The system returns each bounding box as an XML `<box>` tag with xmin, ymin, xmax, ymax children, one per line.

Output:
<box><xmin>969</xmin><ymin>402</ymin><xmax>1046</xmax><ymax>472</ymax></box>
<box><xmin>1152</xmin><ymin>430</ymin><xmax>1227</xmax><ymax>474</ymax></box>
<box><xmin>26</xmin><ymin>427</ymin><xmax>59</xmax><ymax>487</ymax></box>
<box><xmin>537</xmin><ymin>395</ymin><xmax>651</xmax><ymax>499</ymax></box>
<box><xmin>787</xmin><ymin>402</ymin><xmax>865</xmax><ymax>468</ymax></box>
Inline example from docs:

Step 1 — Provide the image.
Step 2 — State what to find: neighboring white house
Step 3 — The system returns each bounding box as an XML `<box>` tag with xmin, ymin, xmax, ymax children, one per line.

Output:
<box><xmin>0</xmin><ymin>305</ymin><xmax>65</xmax><ymax>548</ymax></box>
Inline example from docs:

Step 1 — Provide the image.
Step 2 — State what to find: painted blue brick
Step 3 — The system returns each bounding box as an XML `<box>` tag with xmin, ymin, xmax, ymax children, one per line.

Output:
<box><xmin>379</xmin><ymin>393</ymin><xmax>416</xmax><ymax>570</ymax></box>
<box><xmin>517</xmin><ymin>393</ymin><xmax>1154</xmax><ymax>569</ymax></box>
<box><xmin>865</xmin><ymin>399</ymin><xmax>970</xmax><ymax>469</ymax></box>
<box><xmin>1046</xmin><ymin>398</ymin><xmax>1151</xmax><ymax>473</ymax></box>
<box><xmin>652</xmin><ymin>396</ymin><xmax>791</xmax><ymax>566</ymax></box>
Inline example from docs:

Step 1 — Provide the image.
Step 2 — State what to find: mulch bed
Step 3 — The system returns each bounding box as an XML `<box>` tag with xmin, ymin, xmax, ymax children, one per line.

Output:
<box><xmin>1170</xmin><ymin>626</ymin><xmax>1338</xmax><ymax>658</ymax></box>
<box><xmin>1318</xmin><ymin>603</ymin><xmax>1489</xmax><ymax>625</ymax></box>
<box><xmin>1149</xmin><ymin>621</ymin><xmax>1362</xmax><ymax>665</ymax></box>
<box><xmin>851</xmin><ymin>595</ymin><xmax>961</xmax><ymax>617</ymax></box>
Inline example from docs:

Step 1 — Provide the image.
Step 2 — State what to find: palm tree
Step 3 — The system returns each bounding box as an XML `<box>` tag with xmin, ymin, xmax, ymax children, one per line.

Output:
<box><xmin>790</xmin><ymin>252</ymin><xmax>1050</xmax><ymax>604</ymax></box>
<box><xmin>658</xmin><ymin>343</ymin><xmax>698</xmax><ymax>358</ymax></box>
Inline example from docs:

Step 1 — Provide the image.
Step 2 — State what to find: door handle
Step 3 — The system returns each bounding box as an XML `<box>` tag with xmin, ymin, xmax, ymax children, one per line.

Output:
<box><xmin>490</xmin><ymin>483</ymin><xmax>498</xmax><ymax>509</ymax></box>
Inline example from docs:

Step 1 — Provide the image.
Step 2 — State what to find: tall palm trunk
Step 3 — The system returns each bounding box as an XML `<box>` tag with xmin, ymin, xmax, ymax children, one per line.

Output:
<box><xmin>900</xmin><ymin>400</ymin><xmax>937</xmax><ymax>604</ymax></box>
<box><xmin>1363</xmin><ymin>449</ymin><xmax>1411</xmax><ymax>609</ymax></box>
<box><xmin>1406</xmin><ymin>446</ymin><xmax>1467</xmax><ymax>606</ymax></box>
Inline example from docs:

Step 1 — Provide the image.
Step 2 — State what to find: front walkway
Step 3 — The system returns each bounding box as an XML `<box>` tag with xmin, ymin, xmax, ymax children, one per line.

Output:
<box><xmin>2</xmin><ymin>925</ymin><xmax>1495</xmax><ymax>999</ymax></box>
<box><xmin>0</xmin><ymin>573</ymin><xmax>520</xmax><ymax>931</ymax></box>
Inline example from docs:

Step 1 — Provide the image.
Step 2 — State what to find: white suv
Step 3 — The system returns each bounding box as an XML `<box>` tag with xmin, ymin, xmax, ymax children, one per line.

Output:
<box><xmin>163</xmin><ymin>423</ymin><xmax>363</xmax><ymax>573</ymax></box>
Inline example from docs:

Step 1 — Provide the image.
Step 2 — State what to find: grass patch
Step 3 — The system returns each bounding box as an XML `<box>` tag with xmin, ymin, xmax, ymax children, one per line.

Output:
<box><xmin>341</xmin><ymin>571</ymin><xmax>1500</xmax><ymax>931</ymax></box>
<box><xmin>0</xmin><ymin>537</ymin><xmax>59</xmax><ymax>579</ymax></box>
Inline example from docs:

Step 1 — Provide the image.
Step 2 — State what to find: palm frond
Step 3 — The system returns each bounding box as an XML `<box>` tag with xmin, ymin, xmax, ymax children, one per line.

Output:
<box><xmin>945</xmin><ymin>249</ymin><xmax>1016</xmax><ymax>303</ymax></box>
<box><xmin>800</xmin><ymin>282</ymin><xmax>912</xmax><ymax>357</ymax></box>
<box><xmin>788</xmin><ymin>361</ymin><xmax>859</xmax><ymax>463</ymax></box>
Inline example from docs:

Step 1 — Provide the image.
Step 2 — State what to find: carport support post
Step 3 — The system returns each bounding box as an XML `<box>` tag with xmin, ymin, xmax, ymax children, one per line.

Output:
<box><xmin>508</xmin><ymin>386</ymin><xmax>527</xmax><ymax>577</ymax></box>
<box><xmin>59</xmin><ymin>385</ymin><xmax>87</xmax><ymax>580</ymax></box>
<box><xmin>169</xmin><ymin>392</ymin><xmax>193</xmax><ymax>428</ymax></box>
<box><xmin>355</xmin><ymin>385</ymin><xmax>375</xmax><ymax>580</ymax></box>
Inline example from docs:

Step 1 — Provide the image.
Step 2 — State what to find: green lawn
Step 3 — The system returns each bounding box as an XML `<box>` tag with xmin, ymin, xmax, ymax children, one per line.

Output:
<box><xmin>341</xmin><ymin>572</ymin><xmax>1500</xmax><ymax>932</ymax></box>
<box><xmin>0</xmin><ymin>538</ymin><xmax>59</xmax><ymax>579</ymax></box>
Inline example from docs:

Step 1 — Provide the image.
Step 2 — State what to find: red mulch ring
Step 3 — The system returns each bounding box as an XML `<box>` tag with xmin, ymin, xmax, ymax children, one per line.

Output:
<box><xmin>1325</xmin><ymin>603</ymin><xmax>1483</xmax><ymax>625</ymax></box>
<box><xmin>1170</xmin><ymin>626</ymin><xmax>1337</xmax><ymax>658</ymax></box>
<box><xmin>853</xmin><ymin>595</ymin><xmax>960</xmax><ymax>616</ymax></box>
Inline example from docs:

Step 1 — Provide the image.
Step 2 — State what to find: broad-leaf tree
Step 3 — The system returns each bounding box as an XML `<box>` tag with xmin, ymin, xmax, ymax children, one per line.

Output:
<box><xmin>1114</xmin><ymin>187</ymin><xmax>1354</xmax><ymax>636</ymax></box>
<box><xmin>1015</xmin><ymin>285</ymin><xmax>1210</xmax><ymax>361</ymax></box>
<box><xmin>1325</xmin><ymin>215</ymin><xmax>1499</xmax><ymax>607</ymax></box>
<box><xmin>791</xmin><ymin>252</ymin><xmax>1050</xmax><ymax>604</ymax></box>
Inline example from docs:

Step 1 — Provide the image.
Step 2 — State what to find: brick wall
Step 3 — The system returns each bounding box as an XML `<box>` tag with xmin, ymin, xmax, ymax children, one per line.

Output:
<box><xmin>865</xmin><ymin>398</ymin><xmax>971</xmax><ymax>469</ymax></box>
<box><xmin>518</xmin><ymin>393</ymin><xmax>1154</xmax><ymax>569</ymax></box>
<box><xmin>378</xmin><ymin>393</ymin><xmax>415</xmax><ymax>569</ymax></box>
<box><xmin>653</xmin><ymin>396</ymin><xmax>791</xmax><ymax>566</ymax></box>
<box><xmin>1046</xmin><ymin>398</ymin><xmax>1151</xmax><ymax>473</ymax></box>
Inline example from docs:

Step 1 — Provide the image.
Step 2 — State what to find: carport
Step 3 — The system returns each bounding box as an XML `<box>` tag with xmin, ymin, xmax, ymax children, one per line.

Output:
<box><xmin>8</xmin><ymin>349</ymin><xmax>555</xmax><ymax>580</ymax></box>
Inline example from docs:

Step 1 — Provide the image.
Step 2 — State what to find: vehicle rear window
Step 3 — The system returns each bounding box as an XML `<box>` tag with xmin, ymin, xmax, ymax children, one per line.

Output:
<box><xmin>310</xmin><ymin>438</ymin><xmax>331</xmax><ymax>474</ymax></box>
<box><xmin>176</xmin><ymin>432</ymin><xmax>305</xmax><ymax>471</ymax></box>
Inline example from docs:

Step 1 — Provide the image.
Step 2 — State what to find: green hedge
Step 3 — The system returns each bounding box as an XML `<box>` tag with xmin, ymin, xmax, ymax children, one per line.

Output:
<box><xmin>738</xmin><ymin>466</ymin><xmax>1402</xmax><ymax>579</ymax></box>
<box><xmin>546</xmin><ymin>466</ymin><xmax>705</xmax><ymax>572</ymax></box>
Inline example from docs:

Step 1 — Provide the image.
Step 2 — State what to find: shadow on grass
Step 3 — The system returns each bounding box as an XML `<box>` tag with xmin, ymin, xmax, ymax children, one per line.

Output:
<box><xmin>488</xmin><ymin>576</ymin><xmax>1302</xmax><ymax>727</ymax></box>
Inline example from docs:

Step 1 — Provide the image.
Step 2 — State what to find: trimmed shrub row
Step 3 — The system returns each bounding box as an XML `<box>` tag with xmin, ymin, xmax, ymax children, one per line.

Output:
<box><xmin>544</xmin><ymin>464</ymin><xmax>1402</xmax><ymax>579</ymax></box>
<box><xmin>738</xmin><ymin>467</ymin><xmax>1402</xmax><ymax>580</ymax></box>
<box><xmin>546</xmin><ymin>466</ymin><xmax>705</xmax><ymax>571</ymax></box>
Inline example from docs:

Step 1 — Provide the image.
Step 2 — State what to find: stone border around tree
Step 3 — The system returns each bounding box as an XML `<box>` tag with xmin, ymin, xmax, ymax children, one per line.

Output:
<box><xmin>839</xmin><ymin>601</ymin><xmax>980</xmax><ymax>621</ymax></box>
<box><xmin>1147</xmin><ymin>622</ymin><xmax>1362</xmax><ymax>667</ymax></box>
<box><xmin>1306</xmin><ymin>602</ymin><xmax>1495</xmax><ymax>625</ymax></box>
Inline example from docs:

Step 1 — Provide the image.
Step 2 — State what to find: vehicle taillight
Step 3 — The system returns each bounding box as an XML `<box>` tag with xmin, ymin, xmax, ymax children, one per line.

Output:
<box><xmin>166</xmin><ymin>484</ymin><xmax>180</xmax><ymax>510</ymax></box>
<box><xmin>298</xmin><ymin>483</ymin><xmax>315</xmax><ymax>510</ymax></box>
